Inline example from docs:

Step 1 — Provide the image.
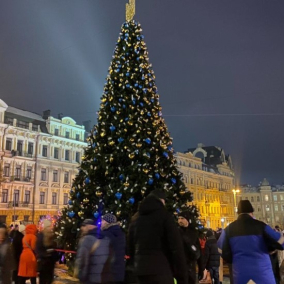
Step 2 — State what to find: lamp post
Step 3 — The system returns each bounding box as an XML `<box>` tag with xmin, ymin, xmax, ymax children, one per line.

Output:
<box><xmin>221</xmin><ymin>217</ymin><xmax>225</xmax><ymax>229</ymax></box>
<box><xmin>232</xmin><ymin>189</ymin><xmax>240</xmax><ymax>217</ymax></box>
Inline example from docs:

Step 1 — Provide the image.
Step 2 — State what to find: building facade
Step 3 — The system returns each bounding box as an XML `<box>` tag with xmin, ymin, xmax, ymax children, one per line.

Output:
<box><xmin>176</xmin><ymin>143</ymin><xmax>236</xmax><ymax>230</ymax></box>
<box><xmin>239</xmin><ymin>179</ymin><xmax>284</xmax><ymax>228</ymax></box>
<box><xmin>0</xmin><ymin>99</ymin><xmax>87</xmax><ymax>225</ymax></box>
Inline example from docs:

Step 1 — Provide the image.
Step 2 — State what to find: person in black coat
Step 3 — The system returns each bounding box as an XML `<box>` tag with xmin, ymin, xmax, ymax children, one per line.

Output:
<box><xmin>178</xmin><ymin>211</ymin><xmax>201</xmax><ymax>284</ymax></box>
<box><xmin>128</xmin><ymin>189</ymin><xmax>188</xmax><ymax>284</ymax></box>
<box><xmin>12</xmin><ymin>225</ymin><xmax>25</xmax><ymax>284</ymax></box>
<box><xmin>203</xmin><ymin>230</ymin><xmax>220</xmax><ymax>284</ymax></box>
<box><xmin>101</xmin><ymin>213</ymin><xmax>126</xmax><ymax>284</ymax></box>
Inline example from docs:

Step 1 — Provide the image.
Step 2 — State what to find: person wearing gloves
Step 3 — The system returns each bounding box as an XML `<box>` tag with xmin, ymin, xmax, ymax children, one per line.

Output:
<box><xmin>101</xmin><ymin>213</ymin><xmax>126</xmax><ymax>284</ymax></box>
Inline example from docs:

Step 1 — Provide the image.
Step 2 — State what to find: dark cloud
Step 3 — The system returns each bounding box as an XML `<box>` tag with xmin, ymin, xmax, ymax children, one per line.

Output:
<box><xmin>0</xmin><ymin>0</ymin><xmax>283</xmax><ymax>185</ymax></box>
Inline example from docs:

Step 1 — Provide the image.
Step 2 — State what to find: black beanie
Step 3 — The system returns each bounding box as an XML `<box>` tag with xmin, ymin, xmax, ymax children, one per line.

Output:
<box><xmin>206</xmin><ymin>230</ymin><xmax>214</xmax><ymax>238</ymax></box>
<box><xmin>237</xmin><ymin>200</ymin><xmax>254</xmax><ymax>214</ymax></box>
<box><xmin>149</xmin><ymin>189</ymin><xmax>166</xmax><ymax>200</ymax></box>
<box><xmin>178</xmin><ymin>211</ymin><xmax>192</xmax><ymax>222</ymax></box>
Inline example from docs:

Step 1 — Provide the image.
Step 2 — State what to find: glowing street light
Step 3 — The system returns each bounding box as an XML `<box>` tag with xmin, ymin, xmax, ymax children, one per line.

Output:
<box><xmin>232</xmin><ymin>189</ymin><xmax>240</xmax><ymax>216</ymax></box>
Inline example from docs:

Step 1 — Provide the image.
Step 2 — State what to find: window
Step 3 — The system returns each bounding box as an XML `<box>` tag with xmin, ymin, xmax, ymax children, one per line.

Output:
<box><xmin>41</xmin><ymin>169</ymin><xmax>46</xmax><ymax>181</ymax></box>
<box><xmin>282</xmin><ymin>205</ymin><xmax>284</xmax><ymax>211</ymax></box>
<box><xmin>251</xmin><ymin>196</ymin><xmax>254</xmax><ymax>202</ymax></box>
<box><xmin>52</xmin><ymin>192</ymin><xmax>57</xmax><ymax>205</ymax></box>
<box><xmin>76</xmin><ymin>152</ymin><xmax>80</xmax><ymax>163</ymax></box>
<box><xmin>0</xmin><ymin>215</ymin><xmax>7</xmax><ymax>223</ymax></box>
<box><xmin>276</xmin><ymin>216</ymin><xmax>280</xmax><ymax>222</ymax></box>
<box><xmin>2</xmin><ymin>189</ymin><xmax>8</xmax><ymax>203</ymax></box>
<box><xmin>280</xmin><ymin>195</ymin><xmax>284</xmax><ymax>201</ymax></box>
<box><xmin>5</xmin><ymin>138</ymin><xmax>12</xmax><ymax>151</ymax></box>
<box><xmin>4</xmin><ymin>164</ymin><xmax>10</xmax><ymax>177</ymax></box>
<box><xmin>12</xmin><ymin>215</ymin><xmax>19</xmax><ymax>222</ymax></box>
<box><xmin>42</xmin><ymin>145</ymin><xmax>47</xmax><ymax>157</ymax></box>
<box><xmin>257</xmin><ymin>196</ymin><xmax>260</xmax><ymax>202</ymax></box>
<box><xmin>40</xmin><ymin>192</ymin><xmax>45</xmax><ymax>204</ymax></box>
<box><xmin>53</xmin><ymin>170</ymin><xmax>58</xmax><ymax>182</ymax></box>
<box><xmin>257</xmin><ymin>206</ymin><xmax>261</xmax><ymax>212</ymax></box>
<box><xmin>65</xmin><ymin>150</ymin><xmax>70</xmax><ymax>161</ymax></box>
<box><xmin>54</xmin><ymin>129</ymin><xmax>59</xmax><ymax>136</ymax></box>
<box><xmin>65</xmin><ymin>131</ymin><xmax>70</xmax><ymax>138</ymax></box>
<box><xmin>15</xmin><ymin>166</ymin><xmax>21</xmax><ymax>179</ymax></box>
<box><xmin>265</xmin><ymin>205</ymin><xmax>270</xmax><ymax>212</ymax></box>
<box><xmin>54</xmin><ymin>148</ymin><xmax>59</xmax><ymax>159</ymax></box>
<box><xmin>64</xmin><ymin>172</ymin><xmax>69</xmax><ymax>183</ymax></box>
<box><xmin>24</xmin><ymin>191</ymin><xmax>30</xmax><ymax>204</ymax></box>
<box><xmin>13</xmin><ymin>190</ymin><xmax>19</xmax><ymax>206</ymax></box>
<box><xmin>24</xmin><ymin>215</ymin><xmax>29</xmax><ymax>222</ymax></box>
<box><xmin>63</xmin><ymin>193</ymin><xmax>68</xmax><ymax>205</ymax></box>
<box><xmin>264</xmin><ymin>195</ymin><xmax>269</xmax><ymax>201</ymax></box>
<box><xmin>28</xmin><ymin>142</ymin><xmax>33</xmax><ymax>155</ymax></box>
<box><xmin>26</xmin><ymin>167</ymin><xmax>32</xmax><ymax>179</ymax></box>
<box><xmin>273</xmin><ymin>195</ymin><xmax>277</xmax><ymax>202</ymax></box>
<box><xmin>275</xmin><ymin>205</ymin><xmax>279</xmax><ymax>211</ymax></box>
<box><xmin>76</xmin><ymin>134</ymin><xmax>80</xmax><ymax>141</ymax></box>
<box><xmin>17</xmin><ymin>140</ymin><xmax>23</xmax><ymax>156</ymax></box>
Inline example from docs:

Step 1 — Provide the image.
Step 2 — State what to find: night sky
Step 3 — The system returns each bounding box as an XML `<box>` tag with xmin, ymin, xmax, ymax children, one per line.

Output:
<box><xmin>0</xmin><ymin>0</ymin><xmax>284</xmax><ymax>185</ymax></box>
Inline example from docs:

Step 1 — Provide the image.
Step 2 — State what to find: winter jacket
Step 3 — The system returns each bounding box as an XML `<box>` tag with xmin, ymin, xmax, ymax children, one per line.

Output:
<box><xmin>128</xmin><ymin>195</ymin><xmax>188</xmax><ymax>284</ymax></box>
<box><xmin>75</xmin><ymin>228</ymin><xmax>112</xmax><ymax>284</ymax></box>
<box><xmin>203</xmin><ymin>236</ymin><xmax>220</xmax><ymax>269</ymax></box>
<box><xmin>18</xmin><ymin>224</ymin><xmax>38</xmax><ymax>277</ymax></box>
<box><xmin>12</xmin><ymin>230</ymin><xmax>24</xmax><ymax>266</ymax></box>
<box><xmin>0</xmin><ymin>239</ymin><xmax>16</xmax><ymax>284</ymax></box>
<box><xmin>218</xmin><ymin>214</ymin><xmax>284</xmax><ymax>284</ymax></box>
<box><xmin>179</xmin><ymin>226</ymin><xmax>201</xmax><ymax>264</ymax></box>
<box><xmin>102</xmin><ymin>222</ymin><xmax>126</xmax><ymax>282</ymax></box>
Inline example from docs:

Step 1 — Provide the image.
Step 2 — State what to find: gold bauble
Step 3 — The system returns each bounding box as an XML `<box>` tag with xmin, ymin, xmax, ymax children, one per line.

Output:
<box><xmin>136</xmin><ymin>143</ymin><xmax>142</xmax><ymax>148</ymax></box>
<box><xmin>140</xmin><ymin>110</ymin><xmax>144</xmax><ymax>115</ymax></box>
<box><xmin>124</xmin><ymin>129</ymin><xmax>127</xmax><ymax>132</ymax></box>
<box><xmin>124</xmin><ymin>182</ymin><xmax>130</xmax><ymax>187</ymax></box>
<box><xmin>143</xmin><ymin>168</ymin><xmax>149</xmax><ymax>174</ymax></box>
<box><xmin>96</xmin><ymin>192</ymin><xmax>102</xmax><ymax>197</ymax></box>
<box><xmin>117</xmin><ymin>211</ymin><xmax>121</xmax><ymax>216</ymax></box>
<box><xmin>109</xmin><ymin>141</ymin><xmax>115</xmax><ymax>146</ymax></box>
<box><xmin>110</xmin><ymin>157</ymin><xmax>114</xmax><ymax>162</ymax></box>
<box><xmin>128</xmin><ymin>121</ymin><xmax>133</xmax><ymax>126</ymax></box>
<box><xmin>129</xmin><ymin>153</ymin><xmax>135</xmax><ymax>159</ymax></box>
<box><xmin>105</xmin><ymin>171</ymin><xmax>108</xmax><ymax>176</ymax></box>
<box><xmin>101</xmin><ymin>132</ymin><xmax>106</xmax><ymax>137</ymax></box>
<box><xmin>101</xmin><ymin>98</ymin><xmax>107</xmax><ymax>103</ymax></box>
<box><xmin>130</xmin><ymin>138</ymin><xmax>134</xmax><ymax>142</ymax></box>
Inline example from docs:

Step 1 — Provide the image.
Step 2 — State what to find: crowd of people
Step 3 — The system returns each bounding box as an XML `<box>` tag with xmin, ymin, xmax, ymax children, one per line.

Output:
<box><xmin>1</xmin><ymin>192</ymin><xmax>284</xmax><ymax>284</ymax></box>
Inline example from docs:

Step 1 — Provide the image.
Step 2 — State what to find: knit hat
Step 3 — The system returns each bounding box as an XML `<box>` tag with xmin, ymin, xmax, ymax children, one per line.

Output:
<box><xmin>237</xmin><ymin>200</ymin><xmax>254</xmax><ymax>214</ymax></box>
<box><xmin>19</xmin><ymin>225</ymin><xmax>26</xmax><ymax>233</ymax></box>
<box><xmin>149</xmin><ymin>189</ymin><xmax>166</xmax><ymax>200</ymax></box>
<box><xmin>206</xmin><ymin>229</ymin><xmax>214</xmax><ymax>238</ymax></box>
<box><xmin>81</xmin><ymin>219</ymin><xmax>95</xmax><ymax>226</ymax></box>
<box><xmin>178</xmin><ymin>211</ymin><xmax>192</xmax><ymax>222</ymax></box>
<box><xmin>102</xmin><ymin>213</ymin><xmax>117</xmax><ymax>224</ymax></box>
<box><xmin>43</xmin><ymin>219</ymin><xmax>52</xmax><ymax>229</ymax></box>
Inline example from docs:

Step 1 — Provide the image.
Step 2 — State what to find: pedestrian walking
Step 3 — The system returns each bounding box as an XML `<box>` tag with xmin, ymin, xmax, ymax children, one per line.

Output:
<box><xmin>128</xmin><ymin>189</ymin><xmax>188</xmax><ymax>284</ymax></box>
<box><xmin>18</xmin><ymin>224</ymin><xmax>38</xmax><ymax>284</ymax></box>
<box><xmin>218</xmin><ymin>200</ymin><xmax>284</xmax><ymax>284</ymax></box>
<box><xmin>0</xmin><ymin>223</ymin><xmax>15</xmax><ymax>284</ymax></box>
<box><xmin>74</xmin><ymin>219</ymin><xmax>112</xmax><ymax>284</ymax></box>
<box><xmin>101</xmin><ymin>213</ymin><xmax>126</xmax><ymax>284</ymax></box>
<box><xmin>202</xmin><ymin>229</ymin><xmax>220</xmax><ymax>284</ymax></box>
<box><xmin>36</xmin><ymin>220</ymin><xmax>57</xmax><ymax>284</ymax></box>
<box><xmin>178</xmin><ymin>211</ymin><xmax>201</xmax><ymax>284</ymax></box>
<box><xmin>12</xmin><ymin>224</ymin><xmax>26</xmax><ymax>284</ymax></box>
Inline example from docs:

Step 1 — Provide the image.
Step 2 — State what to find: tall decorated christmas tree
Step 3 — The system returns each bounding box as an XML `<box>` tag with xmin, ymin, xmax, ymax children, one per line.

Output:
<box><xmin>55</xmin><ymin>0</ymin><xmax>198</xmax><ymax>260</ymax></box>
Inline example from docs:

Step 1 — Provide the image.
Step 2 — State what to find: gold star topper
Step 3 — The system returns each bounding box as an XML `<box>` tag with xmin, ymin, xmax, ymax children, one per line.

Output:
<box><xmin>126</xmin><ymin>0</ymin><xmax>135</xmax><ymax>21</ymax></box>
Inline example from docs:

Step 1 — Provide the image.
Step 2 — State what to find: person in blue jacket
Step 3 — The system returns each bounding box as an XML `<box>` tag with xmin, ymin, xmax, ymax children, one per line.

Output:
<box><xmin>101</xmin><ymin>213</ymin><xmax>126</xmax><ymax>284</ymax></box>
<box><xmin>218</xmin><ymin>200</ymin><xmax>284</xmax><ymax>284</ymax></box>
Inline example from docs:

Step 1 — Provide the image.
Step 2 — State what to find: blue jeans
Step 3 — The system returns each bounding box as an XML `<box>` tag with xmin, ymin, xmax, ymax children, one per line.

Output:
<box><xmin>209</xmin><ymin>267</ymin><xmax>219</xmax><ymax>284</ymax></box>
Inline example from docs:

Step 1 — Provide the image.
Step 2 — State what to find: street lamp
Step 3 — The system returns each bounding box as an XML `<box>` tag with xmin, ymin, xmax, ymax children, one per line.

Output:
<box><xmin>232</xmin><ymin>189</ymin><xmax>240</xmax><ymax>216</ymax></box>
<box><xmin>221</xmin><ymin>217</ymin><xmax>225</xmax><ymax>229</ymax></box>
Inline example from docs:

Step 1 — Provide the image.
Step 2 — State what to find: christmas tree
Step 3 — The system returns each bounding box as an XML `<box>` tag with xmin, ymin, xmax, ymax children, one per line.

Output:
<box><xmin>55</xmin><ymin>11</ymin><xmax>198</xmax><ymax>260</ymax></box>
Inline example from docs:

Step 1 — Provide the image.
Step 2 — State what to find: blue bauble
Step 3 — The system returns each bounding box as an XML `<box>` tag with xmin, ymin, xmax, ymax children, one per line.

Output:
<box><xmin>123</xmin><ymin>104</ymin><xmax>126</xmax><ymax>109</ymax></box>
<box><xmin>134</xmin><ymin>83</ymin><xmax>139</xmax><ymax>88</ymax></box>
<box><xmin>118</xmin><ymin>137</ymin><xmax>124</xmax><ymax>143</ymax></box>
<box><xmin>110</xmin><ymin>125</ymin><xmax>116</xmax><ymax>132</ymax></box>
<box><xmin>140</xmin><ymin>102</ymin><xmax>144</xmax><ymax>107</ymax></box>
<box><xmin>76</xmin><ymin>192</ymin><xmax>80</xmax><ymax>198</ymax></box>
<box><xmin>68</xmin><ymin>200</ymin><xmax>72</xmax><ymax>205</ymax></box>
<box><xmin>171</xmin><ymin>178</ymin><xmax>177</xmax><ymax>184</ymax></box>
<box><xmin>119</xmin><ymin>174</ymin><xmax>125</xmax><ymax>181</ymax></box>
<box><xmin>147</xmin><ymin>112</ymin><xmax>151</xmax><ymax>117</ymax></box>
<box><xmin>132</xmin><ymin>99</ymin><xmax>136</xmax><ymax>105</ymax></box>
<box><xmin>146</xmin><ymin>152</ymin><xmax>151</xmax><ymax>158</ymax></box>
<box><xmin>126</xmin><ymin>72</ymin><xmax>130</xmax><ymax>77</ymax></box>
<box><xmin>94</xmin><ymin>158</ymin><xmax>97</xmax><ymax>162</ymax></box>
<box><xmin>129</xmin><ymin>197</ymin><xmax>135</xmax><ymax>204</ymax></box>
<box><xmin>139</xmin><ymin>85</ymin><xmax>143</xmax><ymax>89</ymax></box>
<box><xmin>148</xmin><ymin>178</ymin><xmax>154</xmax><ymax>185</ymax></box>
<box><xmin>141</xmin><ymin>35</ymin><xmax>145</xmax><ymax>39</ymax></box>
<box><xmin>115</xmin><ymin>192</ymin><xmax>122</xmax><ymax>200</ymax></box>
<box><xmin>135</xmin><ymin>150</ymin><xmax>139</xmax><ymax>154</ymax></box>
<box><xmin>155</xmin><ymin>173</ymin><xmax>160</xmax><ymax>179</ymax></box>
<box><xmin>119</xmin><ymin>98</ymin><xmax>123</xmax><ymax>102</ymax></box>
<box><xmin>137</xmin><ymin>36</ymin><xmax>141</xmax><ymax>40</ymax></box>
<box><xmin>116</xmin><ymin>69</ymin><xmax>120</xmax><ymax>73</ymax></box>
<box><xmin>68</xmin><ymin>211</ymin><xmax>75</xmax><ymax>218</ymax></box>
<box><xmin>168</xmin><ymin>145</ymin><xmax>173</xmax><ymax>151</ymax></box>
<box><xmin>142</xmin><ymin>76</ymin><xmax>145</xmax><ymax>80</ymax></box>
<box><xmin>111</xmin><ymin>107</ymin><xmax>116</xmax><ymax>112</ymax></box>
<box><xmin>92</xmin><ymin>143</ymin><xmax>96</xmax><ymax>148</ymax></box>
<box><xmin>145</xmin><ymin>138</ymin><xmax>151</xmax><ymax>144</ymax></box>
<box><xmin>126</xmin><ymin>84</ymin><xmax>130</xmax><ymax>88</ymax></box>
<box><xmin>163</xmin><ymin>152</ymin><xmax>169</xmax><ymax>158</ymax></box>
<box><xmin>125</xmin><ymin>117</ymin><xmax>129</xmax><ymax>121</ymax></box>
<box><xmin>94</xmin><ymin>212</ymin><xmax>99</xmax><ymax>218</ymax></box>
<box><xmin>176</xmin><ymin>208</ymin><xmax>181</xmax><ymax>214</ymax></box>
<box><xmin>85</xmin><ymin>177</ymin><xmax>90</xmax><ymax>184</ymax></box>
<box><xmin>151</xmin><ymin>99</ymin><xmax>155</xmax><ymax>103</ymax></box>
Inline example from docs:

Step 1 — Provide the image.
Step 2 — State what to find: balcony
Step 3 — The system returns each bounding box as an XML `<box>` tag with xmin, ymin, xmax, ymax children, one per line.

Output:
<box><xmin>11</xmin><ymin>150</ymin><xmax>35</xmax><ymax>159</ymax></box>
<box><xmin>7</xmin><ymin>201</ymin><xmax>19</xmax><ymax>208</ymax></box>
<box><xmin>10</xmin><ymin>176</ymin><xmax>32</xmax><ymax>183</ymax></box>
